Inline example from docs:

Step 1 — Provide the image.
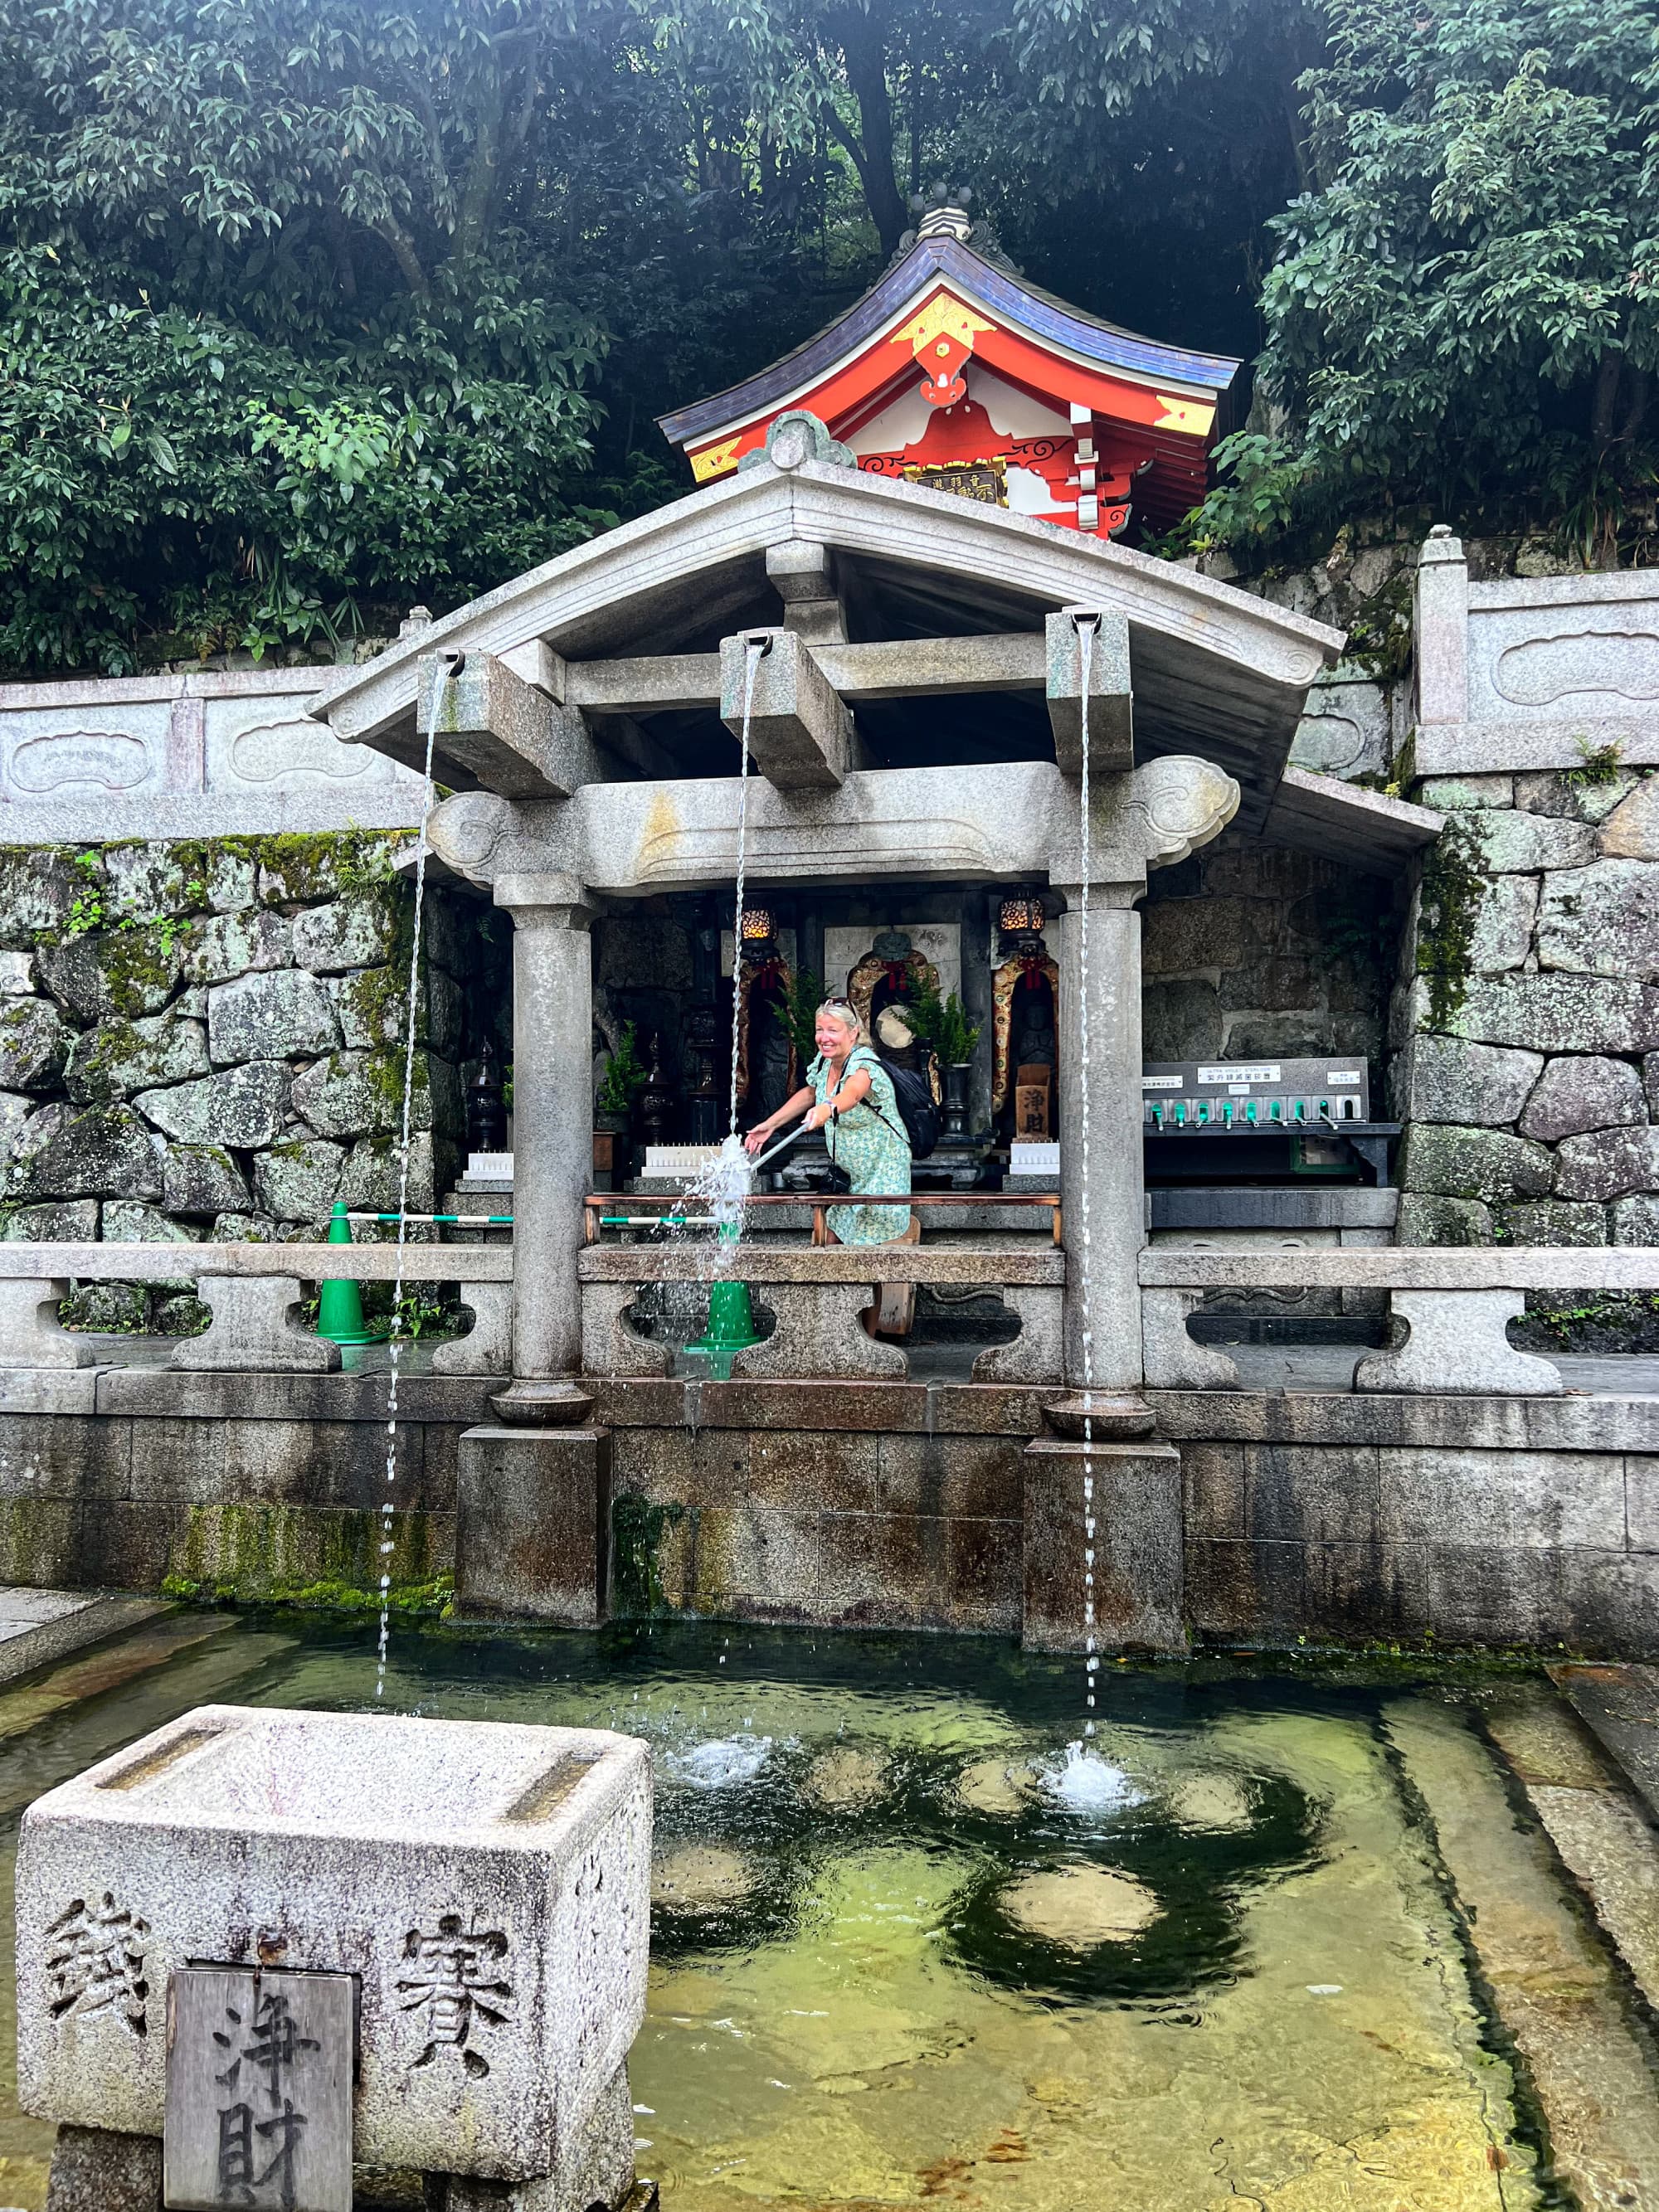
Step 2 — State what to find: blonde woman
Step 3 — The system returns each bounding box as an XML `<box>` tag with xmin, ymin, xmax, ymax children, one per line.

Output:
<box><xmin>744</xmin><ymin>998</ymin><xmax>912</xmax><ymax>1247</ymax></box>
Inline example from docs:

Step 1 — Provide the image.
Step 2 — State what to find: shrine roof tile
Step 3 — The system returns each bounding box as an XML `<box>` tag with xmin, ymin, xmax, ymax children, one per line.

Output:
<box><xmin>657</xmin><ymin>236</ymin><xmax>1242</xmax><ymax>452</ymax></box>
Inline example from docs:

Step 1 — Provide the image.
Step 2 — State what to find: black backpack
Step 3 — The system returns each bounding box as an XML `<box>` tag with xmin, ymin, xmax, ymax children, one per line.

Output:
<box><xmin>873</xmin><ymin>1055</ymin><xmax>940</xmax><ymax>1159</ymax></box>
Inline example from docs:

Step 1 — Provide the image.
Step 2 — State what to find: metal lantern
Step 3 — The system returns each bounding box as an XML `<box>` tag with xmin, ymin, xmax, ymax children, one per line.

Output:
<box><xmin>998</xmin><ymin>890</ymin><xmax>1044</xmax><ymax>938</ymax></box>
<box><xmin>740</xmin><ymin>904</ymin><xmax>774</xmax><ymax>943</ymax></box>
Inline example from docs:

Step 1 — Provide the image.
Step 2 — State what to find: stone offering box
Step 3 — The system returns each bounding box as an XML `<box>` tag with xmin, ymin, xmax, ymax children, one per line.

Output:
<box><xmin>16</xmin><ymin>1705</ymin><xmax>651</xmax><ymax>2188</ymax></box>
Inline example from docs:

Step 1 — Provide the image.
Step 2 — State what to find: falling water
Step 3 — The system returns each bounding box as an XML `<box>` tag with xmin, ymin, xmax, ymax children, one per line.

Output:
<box><xmin>652</xmin><ymin>639</ymin><xmax>766</xmax><ymax>1362</ymax></box>
<box><xmin>1076</xmin><ymin>614</ymin><xmax>1099</xmax><ymax>1733</ymax></box>
<box><xmin>375</xmin><ymin>658</ymin><xmax>445</xmax><ymax>1698</ymax></box>
<box><xmin>727</xmin><ymin>638</ymin><xmax>765</xmax><ymax>1139</ymax></box>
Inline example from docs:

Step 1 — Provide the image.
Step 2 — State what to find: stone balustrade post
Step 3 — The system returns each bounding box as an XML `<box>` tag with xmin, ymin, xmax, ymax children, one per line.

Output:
<box><xmin>499</xmin><ymin>877</ymin><xmax>596</xmax><ymax>1380</ymax></box>
<box><xmin>1413</xmin><ymin>525</ymin><xmax>1468</xmax><ymax>729</ymax></box>
<box><xmin>1052</xmin><ymin>882</ymin><xmax>1146</xmax><ymax>1392</ymax></box>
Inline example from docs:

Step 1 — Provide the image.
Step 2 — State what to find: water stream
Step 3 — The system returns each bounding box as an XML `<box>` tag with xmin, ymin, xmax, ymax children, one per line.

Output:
<box><xmin>375</xmin><ymin>662</ymin><xmax>444</xmax><ymax>1697</ymax></box>
<box><xmin>1075</xmin><ymin>614</ymin><xmax>1098</xmax><ymax>1733</ymax></box>
<box><xmin>632</xmin><ymin>640</ymin><xmax>765</xmax><ymax>1367</ymax></box>
<box><xmin>726</xmin><ymin>639</ymin><xmax>764</xmax><ymax>1141</ymax></box>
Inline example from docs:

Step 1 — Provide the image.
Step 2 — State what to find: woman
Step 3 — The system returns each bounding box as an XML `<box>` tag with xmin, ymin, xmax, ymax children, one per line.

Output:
<box><xmin>744</xmin><ymin>999</ymin><xmax>912</xmax><ymax>1247</ymax></box>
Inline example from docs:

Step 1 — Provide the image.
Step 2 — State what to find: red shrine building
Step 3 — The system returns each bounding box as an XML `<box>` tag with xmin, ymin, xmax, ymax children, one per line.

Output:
<box><xmin>657</xmin><ymin>199</ymin><xmax>1239</xmax><ymax>540</ymax></box>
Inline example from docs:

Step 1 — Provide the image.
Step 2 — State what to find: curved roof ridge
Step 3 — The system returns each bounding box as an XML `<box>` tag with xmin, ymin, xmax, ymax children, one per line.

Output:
<box><xmin>657</xmin><ymin>236</ymin><xmax>1242</xmax><ymax>451</ymax></box>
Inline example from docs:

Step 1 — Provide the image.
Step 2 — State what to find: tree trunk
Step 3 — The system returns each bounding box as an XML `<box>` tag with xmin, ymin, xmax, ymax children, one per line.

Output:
<box><xmin>835</xmin><ymin>10</ymin><xmax>907</xmax><ymax>256</ymax></box>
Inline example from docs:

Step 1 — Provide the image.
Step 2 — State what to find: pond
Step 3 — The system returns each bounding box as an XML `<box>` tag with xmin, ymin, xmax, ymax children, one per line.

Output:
<box><xmin>0</xmin><ymin>1611</ymin><xmax>1647</xmax><ymax>2209</ymax></box>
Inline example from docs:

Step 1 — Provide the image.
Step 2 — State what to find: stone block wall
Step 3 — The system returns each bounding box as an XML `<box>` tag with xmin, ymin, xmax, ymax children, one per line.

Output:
<box><xmin>0</xmin><ymin>836</ymin><xmax>500</xmax><ymax>1326</ymax></box>
<box><xmin>1140</xmin><ymin>831</ymin><xmax>1397</xmax><ymax>1067</ymax></box>
<box><xmin>1389</xmin><ymin>768</ymin><xmax>1659</xmax><ymax>1249</ymax></box>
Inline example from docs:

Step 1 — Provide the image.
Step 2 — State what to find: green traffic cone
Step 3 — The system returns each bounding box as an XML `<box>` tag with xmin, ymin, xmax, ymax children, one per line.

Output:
<box><xmin>688</xmin><ymin>1223</ymin><xmax>763</xmax><ymax>1380</ymax></box>
<box><xmin>317</xmin><ymin>1199</ymin><xmax>390</xmax><ymax>1346</ymax></box>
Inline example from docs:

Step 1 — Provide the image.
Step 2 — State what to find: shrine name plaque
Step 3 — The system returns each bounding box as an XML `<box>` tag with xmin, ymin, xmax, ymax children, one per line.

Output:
<box><xmin>901</xmin><ymin>459</ymin><xmax>1007</xmax><ymax>505</ymax></box>
<box><xmin>165</xmin><ymin>1966</ymin><xmax>353</xmax><ymax>2212</ymax></box>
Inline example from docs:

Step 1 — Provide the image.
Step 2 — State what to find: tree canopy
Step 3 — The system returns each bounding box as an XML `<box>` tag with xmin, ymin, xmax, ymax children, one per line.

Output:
<box><xmin>1193</xmin><ymin>0</ymin><xmax>1659</xmax><ymax>559</ymax></box>
<box><xmin>0</xmin><ymin>0</ymin><xmax>1653</xmax><ymax>675</ymax></box>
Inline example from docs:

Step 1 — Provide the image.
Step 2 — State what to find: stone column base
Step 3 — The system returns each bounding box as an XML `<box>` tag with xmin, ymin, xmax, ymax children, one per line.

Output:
<box><xmin>1022</xmin><ymin>1436</ymin><xmax>1185</xmax><ymax>1654</ymax></box>
<box><xmin>170</xmin><ymin>1276</ymin><xmax>341</xmax><ymax>1373</ymax></box>
<box><xmin>455</xmin><ymin>1424</ymin><xmax>611</xmax><ymax>1622</ymax></box>
<box><xmin>433</xmin><ymin>2059</ymin><xmax>640</xmax><ymax>2210</ymax></box>
<box><xmin>432</xmin><ymin>1281</ymin><xmax>513</xmax><ymax>1374</ymax></box>
<box><xmin>46</xmin><ymin>2124</ymin><xmax>160</xmax><ymax>2211</ymax></box>
<box><xmin>0</xmin><ymin>1279</ymin><xmax>95</xmax><ymax>1372</ymax></box>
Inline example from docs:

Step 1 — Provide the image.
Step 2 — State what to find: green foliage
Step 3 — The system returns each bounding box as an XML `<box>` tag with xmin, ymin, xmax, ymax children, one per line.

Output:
<box><xmin>1562</xmin><ymin>736</ymin><xmax>1626</xmax><ymax>789</ymax></box>
<box><xmin>597</xmin><ymin>1019</ymin><xmax>648</xmax><ymax>1114</ymax></box>
<box><xmin>0</xmin><ymin>0</ymin><xmax>620</xmax><ymax>671</ymax></box>
<box><xmin>1188</xmin><ymin>0</ymin><xmax>1659</xmax><ymax>555</ymax></box>
<box><xmin>780</xmin><ymin>965</ymin><xmax>824</xmax><ymax>1067</ymax></box>
<box><xmin>904</xmin><ymin>975</ymin><xmax>980</xmax><ymax>1062</ymax></box>
<box><xmin>4</xmin><ymin>0</ymin><xmax>1655</xmax><ymax>645</ymax></box>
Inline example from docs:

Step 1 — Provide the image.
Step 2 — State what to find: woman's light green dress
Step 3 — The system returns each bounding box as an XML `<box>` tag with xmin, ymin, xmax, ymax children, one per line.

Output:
<box><xmin>810</xmin><ymin>1046</ymin><xmax>912</xmax><ymax>1246</ymax></box>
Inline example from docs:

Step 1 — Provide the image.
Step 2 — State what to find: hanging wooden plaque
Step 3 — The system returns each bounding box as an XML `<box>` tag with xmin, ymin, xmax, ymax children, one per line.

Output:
<box><xmin>164</xmin><ymin>1966</ymin><xmax>353</xmax><ymax>2212</ymax></box>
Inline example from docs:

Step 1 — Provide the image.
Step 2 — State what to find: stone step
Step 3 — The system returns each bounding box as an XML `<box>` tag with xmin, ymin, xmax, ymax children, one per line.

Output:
<box><xmin>1385</xmin><ymin>1694</ymin><xmax>1659</xmax><ymax>2205</ymax></box>
<box><xmin>1550</xmin><ymin>1660</ymin><xmax>1659</xmax><ymax>1825</ymax></box>
<box><xmin>1483</xmin><ymin>1681</ymin><xmax>1659</xmax><ymax>2023</ymax></box>
<box><xmin>0</xmin><ymin>1588</ymin><xmax>168</xmax><ymax>1688</ymax></box>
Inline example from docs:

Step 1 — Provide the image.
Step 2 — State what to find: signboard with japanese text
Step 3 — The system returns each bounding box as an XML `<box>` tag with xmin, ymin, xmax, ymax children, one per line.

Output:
<box><xmin>164</xmin><ymin>1967</ymin><xmax>353</xmax><ymax>2212</ymax></box>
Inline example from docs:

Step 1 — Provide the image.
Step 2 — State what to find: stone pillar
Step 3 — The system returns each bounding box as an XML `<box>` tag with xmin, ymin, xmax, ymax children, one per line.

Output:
<box><xmin>1021</xmin><ymin>1433</ymin><xmax>1185</xmax><ymax>1654</ymax></box>
<box><xmin>1413</xmin><ymin>525</ymin><xmax>1468</xmax><ymax>729</ymax></box>
<box><xmin>1053</xmin><ymin>883</ymin><xmax>1146</xmax><ymax>1391</ymax></box>
<box><xmin>501</xmin><ymin>879</ymin><xmax>595</xmax><ymax>1379</ymax></box>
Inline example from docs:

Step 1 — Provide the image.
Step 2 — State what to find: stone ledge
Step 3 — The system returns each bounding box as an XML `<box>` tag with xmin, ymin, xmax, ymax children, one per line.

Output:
<box><xmin>1150</xmin><ymin>1388</ymin><xmax>1659</xmax><ymax>1451</ymax></box>
<box><xmin>586</xmin><ymin>1377</ymin><xmax>1053</xmax><ymax>1434</ymax></box>
<box><xmin>1413</xmin><ymin>717</ymin><xmax>1659</xmax><ymax>777</ymax></box>
<box><xmin>94</xmin><ymin>1369</ymin><xmax>500</xmax><ymax>1422</ymax></box>
<box><xmin>579</xmin><ymin>1246</ymin><xmax>1064</xmax><ymax>1285</ymax></box>
<box><xmin>0</xmin><ymin>1243</ymin><xmax>512</xmax><ymax>1282</ymax></box>
<box><xmin>1141</xmin><ymin>1248</ymin><xmax>1659</xmax><ymax>1291</ymax></box>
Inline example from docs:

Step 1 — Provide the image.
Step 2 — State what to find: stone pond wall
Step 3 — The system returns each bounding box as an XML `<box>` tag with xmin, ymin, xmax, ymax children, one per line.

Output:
<box><xmin>0</xmin><ymin>835</ymin><xmax>504</xmax><ymax>1329</ymax></box>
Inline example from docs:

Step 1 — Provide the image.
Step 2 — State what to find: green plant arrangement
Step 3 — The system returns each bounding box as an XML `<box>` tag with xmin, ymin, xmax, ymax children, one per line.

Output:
<box><xmin>596</xmin><ymin>1020</ymin><xmax>648</xmax><ymax>1116</ymax></box>
<box><xmin>904</xmin><ymin>976</ymin><xmax>980</xmax><ymax>1064</ymax></box>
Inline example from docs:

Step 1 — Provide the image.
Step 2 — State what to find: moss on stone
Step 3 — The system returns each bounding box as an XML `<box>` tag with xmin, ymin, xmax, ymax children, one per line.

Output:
<box><xmin>611</xmin><ymin>1492</ymin><xmax>686</xmax><ymax>1617</ymax></box>
<box><xmin>1415</xmin><ymin>815</ymin><xmax>1487</xmax><ymax>1033</ymax></box>
<box><xmin>96</xmin><ymin>923</ymin><xmax>183</xmax><ymax>1016</ymax></box>
<box><xmin>168</xmin><ymin>1500</ymin><xmax>442</xmax><ymax>1606</ymax></box>
<box><xmin>162</xmin><ymin>1566</ymin><xmax>454</xmax><ymax>1615</ymax></box>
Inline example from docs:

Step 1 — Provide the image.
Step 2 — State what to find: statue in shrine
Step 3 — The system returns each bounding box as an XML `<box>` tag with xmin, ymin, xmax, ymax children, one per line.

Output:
<box><xmin>636</xmin><ymin>1034</ymin><xmax>675</xmax><ymax>1150</ymax></box>
<box><xmin>732</xmin><ymin>907</ymin><xmax>798</xmax><ymax>1127</ymax></box>
<box><xmin>847</xmin><ymin>928</ymin><xmax>939</xmax><ymax>1038</ymax></box>
<box><xmin>992</xmin><ymin>929</ymin><xmax>1061</xmax><ymax>1135</ymax></box>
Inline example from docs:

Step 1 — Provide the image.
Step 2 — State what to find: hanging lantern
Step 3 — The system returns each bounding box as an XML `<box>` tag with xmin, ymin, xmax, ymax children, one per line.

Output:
<box><xmin>740</xmin><ymin>904</ymin><xmax>775</xmax><ymax>943</ymax></box>
<box><xmin>999</xmin><ymin>890</ymin><xmax>1044</xmax><ymax>939</ymax></box>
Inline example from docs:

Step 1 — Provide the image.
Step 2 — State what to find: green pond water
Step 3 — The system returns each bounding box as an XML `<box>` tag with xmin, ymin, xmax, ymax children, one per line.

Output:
<box><xmin>0</xmin><ymin>1613</ymin><xmax>1618</xmax><ymax>2209</ymax></box>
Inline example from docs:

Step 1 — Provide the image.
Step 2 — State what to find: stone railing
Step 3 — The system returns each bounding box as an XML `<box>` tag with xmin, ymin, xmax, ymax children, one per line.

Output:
<box><xmin>578</xmin><ymin>1243</ymin><xmax>1065</xmax><ymax>1383</ymax></box>
<box><xmin>0</xmin><ymin>1242</ymin><xmax>511</xmax><ymax>1376</ymax></box>
<box><xmin>0</xmin><ymin>667</ymin><xmax>424</xmax><ymax>835</ymax></box>
<box><xmin>1141</xmin><ymin>1246</ymin><xmax>1659</xmax><ymax>1394</ymax></box>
